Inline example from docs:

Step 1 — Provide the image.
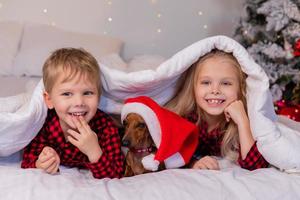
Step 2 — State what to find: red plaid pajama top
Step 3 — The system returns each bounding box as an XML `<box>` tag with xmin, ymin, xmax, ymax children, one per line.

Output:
<box><xmin>21</xmin><ymin>109</ymin><xmax>124</xmax><ymax>179</ymax></box>
<box><xmin>186</xmin><ymin>112</ymin><xmax>269</xmax><ymax>170</ymax></box>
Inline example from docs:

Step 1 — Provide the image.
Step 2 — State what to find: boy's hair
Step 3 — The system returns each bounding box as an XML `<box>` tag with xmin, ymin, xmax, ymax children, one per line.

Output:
<box><xmin>165</xmin><ymin>49</ymin><xmax>247</xmax><ymax>161</ymax></box>
<box><xmin>42</xmin><ymin>48</ymin><xmax>101</xmax><ymax>95</ymax></box>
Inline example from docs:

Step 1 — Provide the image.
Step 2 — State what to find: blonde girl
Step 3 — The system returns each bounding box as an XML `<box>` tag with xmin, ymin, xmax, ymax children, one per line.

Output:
<box><xmin>166</xmin><ymin>49</ymin><xmax>269</xmax><ymax>170</ymax></box>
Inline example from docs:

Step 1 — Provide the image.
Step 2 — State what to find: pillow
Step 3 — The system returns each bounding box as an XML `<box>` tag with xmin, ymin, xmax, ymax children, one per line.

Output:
<box><xmin>99</xmin><ymin>54</ymin><xmax>128</xmax><ymax>72</ymax></box>
<box><xmin>12</xmin><ymin>23</ymin><xmax>124</xmax><ymax>76</ymax></box>
<box><xmin>127</xmin><ymin>54</ymin><xmax>166</xmax><ymax>72</ymax></box>
<box><xmin>0</xmin><ymin>21</ymin><xmax>23</xmax><ymax>76</ymax></box>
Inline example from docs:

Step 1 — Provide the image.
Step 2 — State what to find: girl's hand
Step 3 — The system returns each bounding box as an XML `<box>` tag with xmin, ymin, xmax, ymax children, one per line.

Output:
<box><xmin>224</xmin><ymin>100</ymin><xmax>248</xmax><ymax>125</ymax></box>
<box><xmin>35</xmin><ymin>146</ymin><xmax>60</xmax><ymax>174</ymax></box>
<box><xmin>224</xmin><ymin>100</ymin><xmax>254</xmax><ymax>159</ymax></box>
<box><xmin>192</xmin><ymin>156</ymin><xmax>220</xmax><ymax>170</ymax></box>
<box><xmin>67</xmin><ymin>116</ymin><xmax>102</xmax><ymax>163</ymax></box>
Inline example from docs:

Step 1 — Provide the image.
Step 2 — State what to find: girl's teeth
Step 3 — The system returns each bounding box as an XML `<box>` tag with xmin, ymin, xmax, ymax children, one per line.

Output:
<box><xmin>207</xmin><ymin>99</ymin><xmax>223</xmax><ymax>104</ymax></box>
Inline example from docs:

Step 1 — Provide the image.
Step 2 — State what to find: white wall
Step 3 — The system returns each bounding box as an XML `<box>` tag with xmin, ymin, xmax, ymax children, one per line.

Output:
<box><xmin>0</xmin><ymin>0</ymin><xmax>244</xmax><ymax>60</ymax></box>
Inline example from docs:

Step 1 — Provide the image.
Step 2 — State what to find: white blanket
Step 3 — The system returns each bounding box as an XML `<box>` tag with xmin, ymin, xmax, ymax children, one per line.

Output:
<box><xmin>1</xmin><ymin>35</ymin><xmax>300</xmax><ymax>172</ymax></box>
<box><xmin>1</xmin><ymin>161</ymin><xmax>300</xmax><ymax>200</ymax></box>
<box><xmin>0</xmin><ymin>81</ymin><xmax>47</xmax><ymax>156</ymax></box>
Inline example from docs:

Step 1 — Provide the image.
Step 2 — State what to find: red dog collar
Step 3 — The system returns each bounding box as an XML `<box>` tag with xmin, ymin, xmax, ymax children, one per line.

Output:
<box><xmin>129</xmin><ymin>146</ymin><xmax>155</xmax><ymax>154</ymax></box>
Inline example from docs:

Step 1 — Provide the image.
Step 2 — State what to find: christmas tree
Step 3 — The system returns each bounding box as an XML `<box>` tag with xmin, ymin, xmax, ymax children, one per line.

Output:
<box><xmin>235</xmin><ymin>0</ymin><xmax>300</xmax><ymax>102</ymax></box>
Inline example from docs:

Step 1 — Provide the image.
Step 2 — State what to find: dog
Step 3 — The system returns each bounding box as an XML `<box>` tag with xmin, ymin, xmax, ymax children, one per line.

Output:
<box><xmin>122</xmin><ymin>113</ymin><xmax>165</xmax><ymax>177</ymax></box>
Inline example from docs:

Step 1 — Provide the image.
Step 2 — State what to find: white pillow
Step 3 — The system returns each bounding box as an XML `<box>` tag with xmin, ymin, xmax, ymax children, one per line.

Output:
<box><xmin>99</xmin><ymin>54</ymin><xmax>128</xmax><ymax>72</ymax></box>
<box><xmin>127</xmin><ymin>54</ymin><xmax>166</xmax><ymax>72</ymax></box>
<box><xmin>0</xmin><ymin>21</ymin><xmax>23</xmax><ymax>76</ymax></box>
<box><xmin>12</xmin><ymin>23</ymin><xmax>124</xmax><ymax>76</ymax></box>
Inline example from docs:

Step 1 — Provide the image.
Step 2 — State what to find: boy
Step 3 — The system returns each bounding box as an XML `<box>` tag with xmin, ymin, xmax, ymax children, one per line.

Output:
<box><xmin>21</xmin><ymin>48</ymin><xmax>124</xmax><ymax>179</ymax></box>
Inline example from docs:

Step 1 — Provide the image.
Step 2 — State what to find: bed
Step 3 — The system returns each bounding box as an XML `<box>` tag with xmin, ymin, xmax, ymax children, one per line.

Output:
<box><xmin>1</xmin><ymin>160</ymin><xmax>300</xmax><ymax>200</ymax></box>
<box><xmin>1</xmin><ymin>21</ymin><xmax>300</xmax><ymax>200</ymax></box>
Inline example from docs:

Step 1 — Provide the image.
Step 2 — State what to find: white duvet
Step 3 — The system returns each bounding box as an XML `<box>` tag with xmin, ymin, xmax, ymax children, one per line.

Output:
<box><xmin>1</xmin><ymin>35</ymin><xmax>300</xmax><ymax>170</ymax></box>
<box><xmin>1</xmin><ymin>36</ymin><xmax>300</xmax><ymax>197</ymax></box>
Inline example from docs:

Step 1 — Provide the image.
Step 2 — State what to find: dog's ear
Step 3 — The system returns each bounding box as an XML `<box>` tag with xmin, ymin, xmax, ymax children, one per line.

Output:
<box><xmin>125</xmin><ymin>152</ymin><xmax>147</xmax><ymax>176</ymax></box>
<box><xmin>130</xmin><ymin>155</ymin><xmax>147</xmax><ymax>175</ymax></box>
<box><xmin>124</xmin><ymin>153</ymin><xmax>134</xmax><ymax>177</ymax></box>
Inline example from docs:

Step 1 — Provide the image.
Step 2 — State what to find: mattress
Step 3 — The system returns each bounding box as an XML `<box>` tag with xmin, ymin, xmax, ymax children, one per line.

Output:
<box><xmin>1</xmin><ymin>157</ymin><xmax>300</xmax><ymax>200</ymax></box>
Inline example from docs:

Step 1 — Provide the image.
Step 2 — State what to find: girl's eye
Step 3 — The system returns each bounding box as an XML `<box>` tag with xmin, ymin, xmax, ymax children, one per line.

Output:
<box><xmin>84</xmin><ymin>91</ymin><xmax>94</xmax><ymax>95</ymax></box>
<box><xmin>200</xmin><ymin>80</ymin><xmax>210</xmax><ymax>85</ymax></box>
<box><xmin>222</xmin><ymin>81</ymin><xmax>232</xmax><ymax>86</ymax></box>
<box><xmin>61</xmin><ymin>92</ymin><xmax>72</xmax><ymax>96</ymax></box>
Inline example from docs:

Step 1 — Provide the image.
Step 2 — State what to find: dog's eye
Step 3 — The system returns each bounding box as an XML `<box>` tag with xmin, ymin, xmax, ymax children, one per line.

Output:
<box><xmin>123</xmin><ymin>120</ymin><xmax>128</xmax><ymax>127</ymax></box>
<box><xmin>137</xmin><ymin>122</ymin><xmax>146</xmax><ymax>129</ymax></box>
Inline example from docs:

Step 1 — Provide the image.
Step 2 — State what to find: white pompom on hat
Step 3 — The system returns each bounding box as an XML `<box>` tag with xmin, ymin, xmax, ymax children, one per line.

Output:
<box><xmin>121</xmin><ymin>96</ymin><xmax>199</xmax><ymax>171</ymax></box>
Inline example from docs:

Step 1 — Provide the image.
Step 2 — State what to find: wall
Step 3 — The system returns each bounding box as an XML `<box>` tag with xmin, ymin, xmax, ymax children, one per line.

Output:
<box><xmin>0</xmin><ymin>0</ymin><xmax>244</xmax><ymax>60</ymax></box>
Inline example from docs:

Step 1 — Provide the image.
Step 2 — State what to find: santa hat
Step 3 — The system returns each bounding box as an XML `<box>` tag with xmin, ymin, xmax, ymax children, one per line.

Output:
<box><xmin>121</xmin><ymin>96</ymin><xmax>198</xmax><ymax>171</ymax></box>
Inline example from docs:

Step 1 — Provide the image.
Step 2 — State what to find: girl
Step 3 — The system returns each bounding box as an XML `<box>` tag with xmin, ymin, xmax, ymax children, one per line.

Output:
<box><xmin>166</xmin><ymin>49</ymin><xmax>269</xmax><ymax>170</ymax></box>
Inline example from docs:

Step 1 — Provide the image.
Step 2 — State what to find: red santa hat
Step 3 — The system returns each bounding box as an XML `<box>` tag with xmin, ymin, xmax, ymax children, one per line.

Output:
<box><xmin>121</xmin><ymin>96</ymin><xmax>198</xmax><ymax>171</ymax></box>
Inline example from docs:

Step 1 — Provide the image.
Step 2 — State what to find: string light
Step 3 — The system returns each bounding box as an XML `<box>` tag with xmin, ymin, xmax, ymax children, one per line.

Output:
<box><xmin>198</xmin><ymin>11</ymin><xmax>203</xmax><ymax>16</ymax></box>
<box><xmin>157</xmin><ymin>28</ymin><xmax>161</xmax><ymax>33</ymax></box>
<box><xmin>108</xmin><ymin>17</ymin><xmax>112</xmax><ymax>22</ymax></box>
<box><xmin>0</xmin><ymin>3</ymin><xmax>3</xmax><ymax>8</ymax></box>
<box><xmin>107</xmin><ymin>1</ymin><xmax>112</xmax><ymax>5</ymax></box>
<box><xmin>157</xmin><ymin>13</ymin><xmax>161</xmax><ymax>18</ymax></box>
<box><xmin>150</xmin><ymin>0</ymin><xmax>158</xmax><ymax>4</ymax></box>
<box><xmin>43</xmin><ymin>9</ymin><xmax>48</xmax><ymax>13</ymax></box>
<box><xmin>51</xmin><ymin>22</ymin><xmax>56</xmax><ymax>26</ymax></box>
<box><xmin>203</xmin><ymin>25</ymin><xmax>208</xmax><ymax>29</ymax></box>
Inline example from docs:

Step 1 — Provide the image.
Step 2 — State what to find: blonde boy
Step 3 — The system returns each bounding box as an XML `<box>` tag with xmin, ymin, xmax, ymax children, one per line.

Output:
<box><xmin>21</xmin><ymin>48</ymin><xmax>124</xmax><ymax>179</ymax></box>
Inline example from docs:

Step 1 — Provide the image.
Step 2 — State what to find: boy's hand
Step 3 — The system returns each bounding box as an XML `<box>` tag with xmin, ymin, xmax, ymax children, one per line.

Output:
<box><xmin>67</xmin><ymin>116</ymin><xmax>102</xmax><ymax>163</ymax></box>
<box><xmin>224</xmin><ymin>100</ymin><xmax>248</xmax><ymax>124</ymax></box>
<box><xmin>192</xmin><ymin>156</ymin><xmax>220</xmax><ymax>170</ymax></box>
<box><xmin>35</xmin><ymin>146</ymin><xmax>60</xmax><ymax>174</ymax></box>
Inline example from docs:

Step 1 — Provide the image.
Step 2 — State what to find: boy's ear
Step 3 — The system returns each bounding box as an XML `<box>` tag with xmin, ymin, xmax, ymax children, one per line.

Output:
<box><xmin>43</xmin><ymin>91</ymin><xmax>54</xmax><ymax>109</ymax></box>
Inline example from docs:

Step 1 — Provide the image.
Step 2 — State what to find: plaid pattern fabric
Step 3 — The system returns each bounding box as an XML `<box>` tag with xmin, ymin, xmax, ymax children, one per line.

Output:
<box><xmin>21</xmin><ymin>109</ymin><xmax>124</xmax><ymax>179</ymax></box>
<box><xmin>191</xmin><ymin>121</ymin><xmax>223</xmax><ymax>159</ymax></box>
<box><xmin>237</xmin><ymin>143</ymin><xmax>269</xmax><ymax>170</ymax></box>
<box><xmin>186</xmin><ymin>112</ymin><xmax>269</xmax><ymax>170</ymax></box>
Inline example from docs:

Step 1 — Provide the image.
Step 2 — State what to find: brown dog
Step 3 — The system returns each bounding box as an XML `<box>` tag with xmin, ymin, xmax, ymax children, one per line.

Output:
<box><xmin>122</xmin><ymin>113</ymin><xmax>164</xmax><ymax>176</ymax></box>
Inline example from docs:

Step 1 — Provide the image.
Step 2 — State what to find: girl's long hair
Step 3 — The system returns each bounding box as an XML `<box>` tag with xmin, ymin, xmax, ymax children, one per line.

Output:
<box><xmin>165</xmin><ymin>50</ymin><xmax>247</xmax><ymax>161</ymax></box>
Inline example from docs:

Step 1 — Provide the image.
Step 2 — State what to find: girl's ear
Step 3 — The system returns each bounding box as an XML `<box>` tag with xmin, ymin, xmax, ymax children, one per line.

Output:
<box><xmin>43</xmin><ymin>91</ymin><xmax>54</xmax><ymax>109</ymax></box>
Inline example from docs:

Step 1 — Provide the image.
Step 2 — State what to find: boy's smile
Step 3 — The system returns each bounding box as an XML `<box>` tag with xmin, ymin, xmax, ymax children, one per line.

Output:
<box><xmin>69</xmin><ymin>112</ymin><xmax>88</xmax><ymax>117</ymax></box>
<box><xmin>44</xmin><ymin>73</ymin><xmax>99</xmax><ymax>134</ymax></box>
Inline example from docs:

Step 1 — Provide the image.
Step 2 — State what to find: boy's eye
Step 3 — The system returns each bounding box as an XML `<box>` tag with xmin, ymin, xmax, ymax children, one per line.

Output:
<box><xmin>61</xmin><ymin>92</ymin><xmax>72</xmax><ymax>96</ymax></box>
<box><xmin>83</xmin><ymin>91</ymin><xmax>94</xmax><ymax>95</ymax></box>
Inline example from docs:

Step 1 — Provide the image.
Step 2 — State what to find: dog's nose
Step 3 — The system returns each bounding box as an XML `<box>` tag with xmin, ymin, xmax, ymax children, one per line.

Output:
<box><xmin>122</xmin><ymin>139</ymin><xmax>130</xmax><ymax>147</ymax></box>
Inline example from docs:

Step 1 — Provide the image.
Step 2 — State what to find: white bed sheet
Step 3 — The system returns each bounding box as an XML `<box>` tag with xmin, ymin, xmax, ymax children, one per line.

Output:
<box><xmin>1</xmin><ymin>159</ymin><xmax>299</xmax><ymax>200</ymax></box>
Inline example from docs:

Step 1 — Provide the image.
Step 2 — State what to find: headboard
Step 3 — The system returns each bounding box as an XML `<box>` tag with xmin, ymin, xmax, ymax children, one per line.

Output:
<box><xmin>0</xmin><ymin>0</ymin><xmax>244</xmax><ymax>60</ymax></box>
